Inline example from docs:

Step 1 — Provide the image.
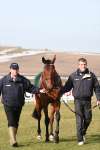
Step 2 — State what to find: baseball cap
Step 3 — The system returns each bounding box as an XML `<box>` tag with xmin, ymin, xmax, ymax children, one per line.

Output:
<box><xmin>10</xmin><ymin>63</ymin><xmax>19</xmax><ymax>70</ymax></box>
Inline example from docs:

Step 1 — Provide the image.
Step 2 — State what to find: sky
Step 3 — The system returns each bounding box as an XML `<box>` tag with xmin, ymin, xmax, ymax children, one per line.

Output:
<box><xmin>0</xmin><ymin>0</ymin><xmax>100</xmax><ymax>52</ymax></box>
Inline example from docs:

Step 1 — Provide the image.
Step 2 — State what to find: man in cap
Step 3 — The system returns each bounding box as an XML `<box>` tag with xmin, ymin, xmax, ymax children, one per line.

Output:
<box><xmin>0</xmin><ymin>63</ymin><xmax>39</xmax><ymax>147</ymax></box>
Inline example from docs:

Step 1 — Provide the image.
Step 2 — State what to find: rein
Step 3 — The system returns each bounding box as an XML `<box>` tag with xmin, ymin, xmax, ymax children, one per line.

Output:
<box><xmin>62</xmin><ymin>100</ymin><xmax>99</xmax><ymax>117</ymax></box>
<box><xmin>62</xmin><ymin>100</ymin><xmax>82</xmax><ymax>117</ymax></box>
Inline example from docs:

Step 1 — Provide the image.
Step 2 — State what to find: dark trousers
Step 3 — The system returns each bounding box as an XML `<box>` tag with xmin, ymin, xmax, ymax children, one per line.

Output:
<box><xmin>74</xmin><ymin>99</ymin><xmax>92</xmax><ymax>142</ymax></box>
<box><xmin>4</xmin><ymin>105</ymin><xmax>22</xmax><ymax>128</ymax></box>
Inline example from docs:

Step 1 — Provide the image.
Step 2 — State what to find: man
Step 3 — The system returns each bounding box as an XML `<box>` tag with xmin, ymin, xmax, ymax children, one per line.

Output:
<box><xmin>0</xmin><ymin>63</ymin><xmax>39</xmax><ymax>147</ymax></box>
<box><xmin>61</xmin><ymin>58</ymin><xmax>100</xmax><ymax>145</ymax></box>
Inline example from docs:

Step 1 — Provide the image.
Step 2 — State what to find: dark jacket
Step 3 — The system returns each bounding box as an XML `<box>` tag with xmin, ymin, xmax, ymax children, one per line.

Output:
<box><xmin>0</xmin><ymin>73</ymin><xmax>39</xmax><ymax>107</ymax></box>
<box><xmin>61</xmin><ymin>68</ymin><xmax>100</xmax><ymax>100</ymax></box>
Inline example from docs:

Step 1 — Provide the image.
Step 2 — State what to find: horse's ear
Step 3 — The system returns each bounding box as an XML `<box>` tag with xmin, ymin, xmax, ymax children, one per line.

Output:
<box><xmin>52</xmin><ymin>55</ymin><xmax>56</xmax><ymax>64</ymax></box>
<box><xmin>42</xmin><ymin>57</ymin><xmax>46</xmax><ymax>64</ymax></box>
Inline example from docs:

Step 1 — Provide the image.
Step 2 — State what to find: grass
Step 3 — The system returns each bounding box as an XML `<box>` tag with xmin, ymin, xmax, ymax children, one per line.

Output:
<box><xmin>0</xmin><ymin>101</ymin><xmax>100</xmax><ymax>150</ymax></box>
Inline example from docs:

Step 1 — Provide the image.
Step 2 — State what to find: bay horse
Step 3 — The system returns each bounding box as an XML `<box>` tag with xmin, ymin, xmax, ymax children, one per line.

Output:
<box><xmin>32</xmin><ymin>55</ymin><xmax>62</xmax><ymax>143</ymax></box>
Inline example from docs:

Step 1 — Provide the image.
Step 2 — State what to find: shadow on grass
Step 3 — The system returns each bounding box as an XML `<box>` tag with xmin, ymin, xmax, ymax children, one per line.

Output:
<box><xmin>59</xmin><ymin>136</ymin><xmax>76</xmax><ymax>143</ymax></box>
<box><xmin>16</xmin><ymin>134</ymin><xmax>100</xmax><ymax>147</ymax></box>
<box><xmin>59</xmin><ymin>134</ymin><xmax>100</xmax><ymax>144</ymax></box>
<box><xmin>88</xmin><ymin>134</ymin><xmax>100</xmax><ymax>144</ymax></box>
<box><xmin>18</xmin><ymin>140</ymin><xmax>55</xmax><ymax>147</ymax></box>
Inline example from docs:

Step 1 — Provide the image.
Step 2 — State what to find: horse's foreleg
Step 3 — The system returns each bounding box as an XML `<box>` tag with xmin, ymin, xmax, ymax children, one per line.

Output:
<box><xmin>44</xmin><ymin>108</ymin><xmax>50</xmax><ymax>142</ymax></box>
<box><xmin>37</xmin><ymin>111</ymin><xmax>42</xmax><ymax>140</ymax></box>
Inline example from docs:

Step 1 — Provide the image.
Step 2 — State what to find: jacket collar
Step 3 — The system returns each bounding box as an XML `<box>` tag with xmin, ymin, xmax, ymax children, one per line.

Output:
<box><xmin>76</xmin><ymin>68</ymin><xmax>89</xmax><ymax>76</ymax></box>
<box><xmin>7</xmin><ymin>73</ymin><xmax>22</xmax><ymax>82</ymax></box>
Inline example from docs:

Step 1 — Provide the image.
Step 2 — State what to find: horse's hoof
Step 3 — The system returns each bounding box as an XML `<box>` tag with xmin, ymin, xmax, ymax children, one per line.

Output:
<box><xmin>45</xmin><ymin>139</ymin><xmax>49</xmax><ymax>143</ymax></box>
<box><xmin>37</xmin><ymin>135</ymin><xmax>42</xmax><ymax>141</ymax></box>
<box><xmin>54</xmin><ymin>136</ymin><xmax>59</xmax><ymax>143</ymax></box>
<box><xmin>49</xmin><ymin>134</ymin><xmax>54</xmax><ymax>141</ymax></box>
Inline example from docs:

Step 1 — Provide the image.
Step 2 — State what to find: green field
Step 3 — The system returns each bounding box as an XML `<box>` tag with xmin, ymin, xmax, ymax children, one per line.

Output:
<box><xmin>0</xmin><ymin>101</ymin><xmax>100</xmax><ymax>150</ymax></box>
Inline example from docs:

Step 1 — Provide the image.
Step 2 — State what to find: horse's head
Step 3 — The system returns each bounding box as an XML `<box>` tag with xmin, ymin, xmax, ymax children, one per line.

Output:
<box><xmin>41</xmin><ymin>55</ymin><xmax>56</xmax><ymax>90</ymax></box>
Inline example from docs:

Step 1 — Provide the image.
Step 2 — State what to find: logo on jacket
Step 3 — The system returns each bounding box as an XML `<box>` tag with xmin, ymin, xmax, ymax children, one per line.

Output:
<box><xmin>82</xmin><ymin>74</ymin><xmax>91</xmax><ymax>79</ymax></box>
<box><xmin>74</xmin><ymin>78</ymin><xmax>79</xmax><ymax>80</ymax></box>
<box><xmin>5</xmin><ymin>84</ymin><xmax>11</xmax><ymax>87</ymax></box>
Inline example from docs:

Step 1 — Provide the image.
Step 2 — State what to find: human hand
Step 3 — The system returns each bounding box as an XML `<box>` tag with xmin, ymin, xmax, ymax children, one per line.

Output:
<box><xmin>97</xmin><ymin>100</ymin><xmax>100</xmax><ymax>106</ymax></box>
<box><xmin>39</xmin><ymin>88</ymin><xmax>46</xmax><ymax>93</ymax></box>
<box><xmin>97</xmin><ymin>101</ymin><xmax>100</xmax><ymax>109</ymax></box>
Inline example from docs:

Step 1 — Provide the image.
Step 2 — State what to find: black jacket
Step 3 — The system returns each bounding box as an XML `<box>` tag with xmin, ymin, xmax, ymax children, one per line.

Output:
<box><xmin>61</xmin><ymin>69</ymin><xmax>100</xmax><ymax>100</ymax></box>
<box><xmin>0</xmin><ymin>73</ymin><xmax>39</xmax><ymax>107</ymax></box>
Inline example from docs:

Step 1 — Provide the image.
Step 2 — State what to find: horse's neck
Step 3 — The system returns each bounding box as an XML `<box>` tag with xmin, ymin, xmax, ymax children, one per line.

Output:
<box><xmin>40</xmin><ymin>72</ymin><xmax>47</xmax><ymax>89</ymax></box>
<box><xmin>40</xmin><ymin>71</ymin><xmax>62</xmax><ymax>89</ymax></box>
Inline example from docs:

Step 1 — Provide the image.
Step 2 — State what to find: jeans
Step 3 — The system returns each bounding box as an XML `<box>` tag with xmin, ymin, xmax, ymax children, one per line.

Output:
<box><xmin>74</xmin><ymin>99</ymin><xmax>92</xmax><ymax>142</ymax></box>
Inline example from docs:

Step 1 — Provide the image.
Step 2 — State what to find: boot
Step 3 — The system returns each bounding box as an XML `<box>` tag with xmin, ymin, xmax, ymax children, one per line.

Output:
<box><xmin>9</xmin><ymin>127</ymin><xmax>17</xmax><ymax>146</ymax></box>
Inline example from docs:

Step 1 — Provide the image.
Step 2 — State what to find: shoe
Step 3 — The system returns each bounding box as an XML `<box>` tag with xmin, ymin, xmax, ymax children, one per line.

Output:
<box><xmin>12</xmin><ymin>142</ymin><xmax>18</xmax><ymax>147</ymax></box>
<box><xmin>78</xmin><ymin>141</ymin><xmax>84</xmax><ymax>146</ymax></box>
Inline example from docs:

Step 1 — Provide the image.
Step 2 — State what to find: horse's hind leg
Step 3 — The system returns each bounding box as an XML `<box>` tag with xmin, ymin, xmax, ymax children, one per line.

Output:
<box><xmin>37</xmin><ymin>110</ymin><xmax>42</xmax><ymax>140</ymax></box>
<box><xmin>44</xmin><ymin>107</ymin><xmax>50</xmax><ymax>142</ymax></box>
<box><xmin>54</xmin><ymin>103</ymin><xmax>60</xmax><ymax>143</ymax></box>
<box><xmin>32</xmin><ymin>108</ymin><xmax>39</xmax><ymax>119</ymax></box>
<box><xmin>32</xmin><ymin>108</ymin><xmax>42</xmax><ymax>140</ymax></box>
<box><xmin>33</xmin><ymin>95</ymin><xmax>42</xmax><ymax>140</ymax></box>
